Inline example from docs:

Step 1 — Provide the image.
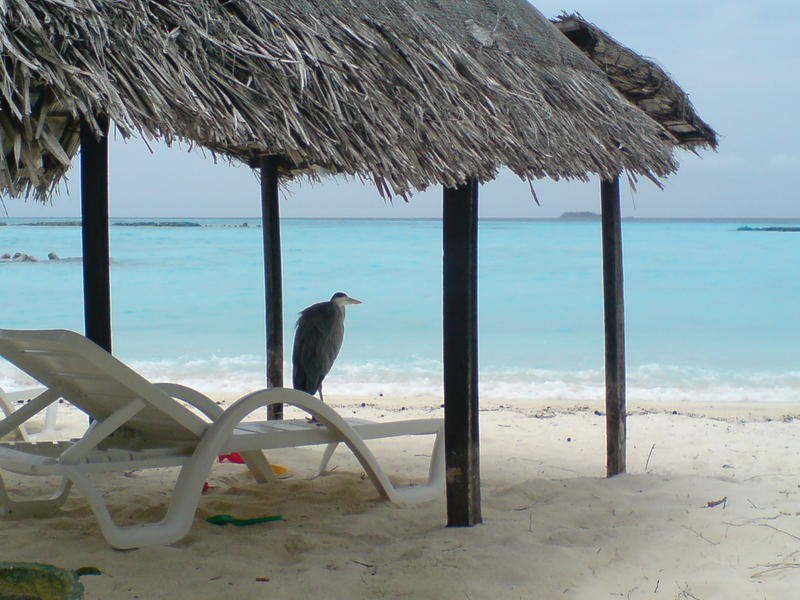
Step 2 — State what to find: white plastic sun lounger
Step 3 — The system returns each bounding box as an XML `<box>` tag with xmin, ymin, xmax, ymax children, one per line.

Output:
<box><xmin>0</xmin><ymin>329</ymin><xmax>445</xmax><ymax>549</ymax></box>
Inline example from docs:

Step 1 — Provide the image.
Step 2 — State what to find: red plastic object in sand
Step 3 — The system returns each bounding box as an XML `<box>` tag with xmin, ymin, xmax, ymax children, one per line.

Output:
<box><xmin>218</xmin><ymin>452</ymin><xmax>246</xmax><ymax>464</ymax></box>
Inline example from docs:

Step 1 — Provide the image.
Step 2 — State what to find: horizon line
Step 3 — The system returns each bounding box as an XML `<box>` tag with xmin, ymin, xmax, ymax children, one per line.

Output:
<box><xmin>4</xmin><ymin>216</ymin><xmax>800</xmax><ymax>222</ymax></box>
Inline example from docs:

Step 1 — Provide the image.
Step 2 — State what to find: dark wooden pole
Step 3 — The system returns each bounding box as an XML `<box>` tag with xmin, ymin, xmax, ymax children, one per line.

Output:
<box><xmin>600</xmin><ymin>175</ymin><xmax>626</xmax><ymax>476</ymax></box>
<box><xmin>259</xmin><ymin>155</ymin><xmax>284</xmax><ymax>420</ymax></box>
<box><xmin>442</xmin><ymin>179</ymin><xmax>482</xmax><ymax>526</ymax></box>
<box><xmin>80</xmin><ymin>116</ymin><xmax>112</xmax><ymax>353</ymax></box>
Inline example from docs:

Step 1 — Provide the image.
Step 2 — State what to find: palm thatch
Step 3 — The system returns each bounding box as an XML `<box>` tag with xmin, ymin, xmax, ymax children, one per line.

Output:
<box><xmin>1</xmin><ymin>0</ymin><xmax>681</xmax><ymax>202</ymax></box>
<box><xmin>553</xmin><ymin>14</ymin><xmax>717</xmax><ymax>150</ymax></box>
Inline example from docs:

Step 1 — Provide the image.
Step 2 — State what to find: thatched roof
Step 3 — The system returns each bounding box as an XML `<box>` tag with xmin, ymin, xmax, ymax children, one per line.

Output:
<box><xmin>1</xmin><ymin>0</ymin><xmax>681</xmax><ymax>201</ymax></box>
<box><xmin>553</xmin><ymin>14</ymin><xmax>717</xmax><ymax>150</ymax></box>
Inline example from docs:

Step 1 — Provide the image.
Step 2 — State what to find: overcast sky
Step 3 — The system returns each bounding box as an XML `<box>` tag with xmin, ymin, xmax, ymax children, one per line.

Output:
<box><xmin>5</xmin><ymin>0</ymin><xmax>798</xmax><ymax>219</ymax></box>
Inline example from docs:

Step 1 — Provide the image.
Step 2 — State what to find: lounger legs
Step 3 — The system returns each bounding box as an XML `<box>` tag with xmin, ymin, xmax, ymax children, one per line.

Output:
<box><xmin>319</xmin><ymin>443</ymin><xmax>338</xmax><ymax>473</ymax></box>
<box><xmin>237</xmin><ymin>450</ymin><xmax>276</xmax><ymax>483</ymax></box>
<box><xmin>0</xmin><ymin>467</ymin><xmax>203</xmax><ymax>548</ymax></box>
<box><xmin>63</xmin><ymin>465</ymin><xmax>212</xmax><ymax>549</ymax></box>
<box><xmin>0</xmin><ymin>475</ymin><xmax>72</xmax><ymax>517</ymax></box>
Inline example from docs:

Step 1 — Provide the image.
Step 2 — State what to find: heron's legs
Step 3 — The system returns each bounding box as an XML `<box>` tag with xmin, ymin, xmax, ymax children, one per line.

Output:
<box><xmin>305</xmin><ymin>383</ymin><xmax>325</xmax><ymax>425</ymax></box>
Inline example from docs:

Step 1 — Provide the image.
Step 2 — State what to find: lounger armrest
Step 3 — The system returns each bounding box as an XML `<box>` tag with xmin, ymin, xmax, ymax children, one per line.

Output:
<box><xmin>213</xmin><ymin>388</ymin><xmax>445</xmax><ymax>504</ymax></box>
<box><xmin>153</xmin><ymin>383</ymin><xmax>223</xmax><ymax>421</ymax></box>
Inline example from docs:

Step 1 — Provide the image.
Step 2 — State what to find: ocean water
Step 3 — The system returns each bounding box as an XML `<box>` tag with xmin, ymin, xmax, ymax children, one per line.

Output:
<box><xmin>2</xmin><ymin>217</ymin><xmax>799</xmax><ymax>404</ymax></box>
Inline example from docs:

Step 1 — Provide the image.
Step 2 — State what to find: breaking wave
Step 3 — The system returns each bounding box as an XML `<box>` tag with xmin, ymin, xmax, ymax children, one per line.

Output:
<box><xmin>3</xmin><ymin>357</ymin><xmax>797</xmax><ymax>404</ymax></box>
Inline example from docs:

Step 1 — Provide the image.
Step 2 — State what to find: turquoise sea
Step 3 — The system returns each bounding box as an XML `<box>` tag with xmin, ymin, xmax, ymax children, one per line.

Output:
<box><xmin>2</xmin><ymin>217</ymin><xmax>799</xmax><ymax>404</ymax></box>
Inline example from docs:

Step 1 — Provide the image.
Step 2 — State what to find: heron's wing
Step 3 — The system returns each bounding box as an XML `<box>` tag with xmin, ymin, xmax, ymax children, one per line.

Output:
<box><xmin>292</xmin><ymin>303</ymin><xmax>344</xmax><ymax>394</ymax></box>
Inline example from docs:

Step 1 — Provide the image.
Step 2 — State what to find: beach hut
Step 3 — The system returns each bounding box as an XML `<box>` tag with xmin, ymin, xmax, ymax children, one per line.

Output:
<box><xmin>0</xmin><ymin>1</ymin><xmax>714</xmax><ymax>527</ymax></box>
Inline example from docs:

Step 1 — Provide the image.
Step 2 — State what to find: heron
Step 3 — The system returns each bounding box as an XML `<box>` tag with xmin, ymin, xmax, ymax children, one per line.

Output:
<box><xmin>292</xmin><ymin>292</ymin><xmax>362</xmax><ymax>402</ymax></box>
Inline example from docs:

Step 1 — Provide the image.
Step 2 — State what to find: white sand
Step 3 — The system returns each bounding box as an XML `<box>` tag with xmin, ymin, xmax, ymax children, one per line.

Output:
<box><xmin>3</xmin><ymin>394</ymin><xmax>800</xmax><ymax>599</ymax></box>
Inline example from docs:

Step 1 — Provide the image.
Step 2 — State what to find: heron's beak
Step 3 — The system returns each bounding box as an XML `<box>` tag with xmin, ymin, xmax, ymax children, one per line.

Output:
<box><xmin>345</xmin><ymin>297</ymin><xmax>362</xmax><ymax>305</ymax></box>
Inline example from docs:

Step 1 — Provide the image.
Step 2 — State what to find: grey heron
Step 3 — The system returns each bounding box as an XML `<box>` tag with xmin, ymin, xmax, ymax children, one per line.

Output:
<box><xmin>292</xmin><ymin>292</ymin><xmax>362</xmax><ymax>401</ymax></box>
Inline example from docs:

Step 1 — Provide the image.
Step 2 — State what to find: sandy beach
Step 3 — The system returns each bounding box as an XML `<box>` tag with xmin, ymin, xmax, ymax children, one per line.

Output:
<box><xmin>2</xmin><ymin>393</ymin><xmax>800</xmax><ymax>599</ymax></box>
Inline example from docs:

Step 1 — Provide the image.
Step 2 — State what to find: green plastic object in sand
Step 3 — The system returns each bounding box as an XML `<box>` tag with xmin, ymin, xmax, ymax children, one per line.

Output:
<box><xmin>0</xmin><ymin>563</ymin><xmax>100</xmax><ymax>600</ymax></box>
<box><xmin>205</xmin><ymin>514</ymin><xmax>283</xmax><ymax>526</ymax></box>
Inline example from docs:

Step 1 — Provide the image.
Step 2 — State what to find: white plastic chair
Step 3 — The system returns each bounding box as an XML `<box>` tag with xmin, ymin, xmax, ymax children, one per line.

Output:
<box><xmin>0</xmin><ymin>328</ymin><xmax>445</xmax><ymax>548</ymax></box>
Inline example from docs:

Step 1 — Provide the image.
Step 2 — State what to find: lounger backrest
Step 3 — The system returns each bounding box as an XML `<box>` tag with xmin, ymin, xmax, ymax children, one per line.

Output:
<box><xmin>0</xmin><ymin>329</ymin><xmax>208</xmax><ymax>441</ymax></box>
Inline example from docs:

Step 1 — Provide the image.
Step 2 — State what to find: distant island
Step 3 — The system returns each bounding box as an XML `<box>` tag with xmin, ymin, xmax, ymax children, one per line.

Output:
<box><xmin>6</xmin><ymin>221</ymin><xmax>203</xmax><ymax>227</ymax></box>
<box><xmin>18</xmin><ymin>221</ymin><xmax>81</xmax><ymax>227</ymax></box>
<box><xmin>737</xmin><ymin>226</ymin><xmax>800</xmax><ymax>233</ymax></box>
<box><xmin>559</xmin><ymin>211</ymin><xmax>601</xmax><ymax>221</ymax></box>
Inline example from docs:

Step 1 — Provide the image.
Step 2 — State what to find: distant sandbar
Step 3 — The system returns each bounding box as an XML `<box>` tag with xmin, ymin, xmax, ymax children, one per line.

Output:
<box><xmin>737</xmin><ymin>226</ymin><xmax>800</xmax><ymax>232</ymax></box>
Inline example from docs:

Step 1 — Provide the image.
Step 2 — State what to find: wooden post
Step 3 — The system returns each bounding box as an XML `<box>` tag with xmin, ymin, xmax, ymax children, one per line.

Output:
<box><xmin>259</xmin><ymin>155</ymin><xmax>284</xmax><ymax>420</ymax></box>
<box><xmin>600</xmin><ymin>176</ymin><xmax>626</xmax><ymax>476</ymax></box>
<box><xmin>80</xmin><ymin>116</ymin><xmax>112</xmax><ymax>353</ymax></box>
<box><xmin>442</xmin><ymin>180</ymin><xmax>482</xmax><ymax>526</ymax></box>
